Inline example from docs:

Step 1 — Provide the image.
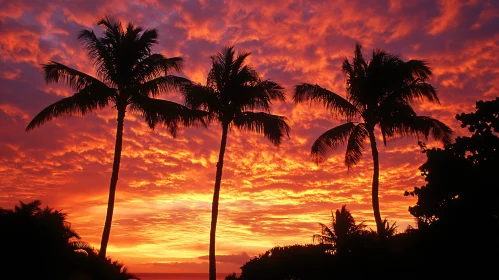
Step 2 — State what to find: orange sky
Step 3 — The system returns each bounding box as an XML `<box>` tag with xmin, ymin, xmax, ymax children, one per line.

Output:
<box><xmin>1</xmin><ymin>0</ymin><xmax>498</xmax><ymax>274</ymax></box>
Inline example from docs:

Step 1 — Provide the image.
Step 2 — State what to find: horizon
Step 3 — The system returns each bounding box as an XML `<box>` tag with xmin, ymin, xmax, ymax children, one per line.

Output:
<box><xmin>1</xmin><ymin>0</ymin><xmax>498</xmax><ymax>274</ymax></box>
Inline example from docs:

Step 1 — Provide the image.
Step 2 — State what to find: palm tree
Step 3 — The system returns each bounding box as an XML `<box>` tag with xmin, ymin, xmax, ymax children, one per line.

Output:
<box><xmin>25</xmin><ymin>16</ymin><xmax>206</xmax><ymax>257</ymax></box>
<box><xmin>180</xmin><ymin>46</ymin><xmax>290</xmax><ymax>280</ymax></box>
<box><xmin>313</xmin><ymin>205</ymin><xmax>367</xmax><ymax>252</ymax></box>
<box><xmin>294</xmin><ymin>44</ymin><xmax>452</xmax><ymax>233</ymax></box>
<box><xmin>375</xmin><ymin>218</ymin><xmax>397</xmax><ymax>238</ymax></box>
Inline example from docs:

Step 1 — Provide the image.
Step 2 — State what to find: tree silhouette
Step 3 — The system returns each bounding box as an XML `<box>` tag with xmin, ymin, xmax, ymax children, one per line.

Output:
<box><xmin>0</xmin><ymin>200</ymin><xmax>136</xmax><ymax>279</ymax></box>
<box><xmin>225</xmin><ymin>273</ymin><xmax>239</xmax><ymax>280</ymax></box>
<box><xmin>237</xmin><ymin>244</ymin><xmax>334</xmax><ymax>280</ymax></box>
<box><xmin>375</xmin><ymin>218</ymin><xmax>397</xmax><ymax>238</ymax></box>
<box><xmin>294</xmin><ymin>43</ymin><xmax>452</xmax><ymax>233</ymax></box>
<box><xmin>25</xmin><ymin>16</ymin><xmax>206</xmax><ymax>257</ymax></box>
<box><xmin>180</xmin><ymin>46</ymin><xmax>289</xmax><ymax>280</ymax></box>
<box><xmin>313</xmin><ymin>205</ymin><xmax>367</xmax><ymax>253</ymax></box>
<box><xmin>406</xmin><ymin>97</ymin><xmax>499</xmax><ymax>227</ymax></box>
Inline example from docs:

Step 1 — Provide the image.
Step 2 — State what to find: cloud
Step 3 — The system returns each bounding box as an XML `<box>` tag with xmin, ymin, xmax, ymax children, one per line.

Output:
<box><xmin>198</xmin><ymin>252</ymin><xmax>251</xmax><ymax>265</ymax></box>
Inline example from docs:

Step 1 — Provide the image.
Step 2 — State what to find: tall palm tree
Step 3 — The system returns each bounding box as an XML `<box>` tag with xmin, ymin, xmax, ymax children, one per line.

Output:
<box><xmin>180</xmin><ymin>46</ymin><xmax>290</xmax><ymax>280</ymax></box>
<box><xmin>26</xmin><ymin>16</ymin><xmax>206</xmax><ymax>257</ymax></box>
<box><xmin>313</xmin><ymin>205</ymin><xmax>367</xmax><ymax>252</ymax></box>
<box><xmin>294</xmin><ymin>44</ymin><xmax>452</xmax><ymax>233</ymax></box>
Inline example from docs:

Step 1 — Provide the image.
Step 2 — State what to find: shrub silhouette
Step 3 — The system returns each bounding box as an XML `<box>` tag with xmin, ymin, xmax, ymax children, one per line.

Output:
<box><xmin>406</xmin><ymin>97</ymin><xmax>499</xmax><ymax>227</ymax></box>
<box><xmin>0</xmin><ymin>200</ymin><xmax>137</xmax><ymax>280</ymax></box>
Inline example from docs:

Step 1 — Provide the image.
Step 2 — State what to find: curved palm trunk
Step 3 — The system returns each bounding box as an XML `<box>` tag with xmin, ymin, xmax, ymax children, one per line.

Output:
<box><xmin>99</xmin><ymin>106</ymin><xmax>126</xmax><ymax>258</ymax></box>
<box><xmin>209</xmin><ymin>123</ymin><xmax>229</xmax><ymax>280</ymax></box>
<box><xmin>368</xmin><ymin>129</ymin><xmax>383</xmax><ymax>234</ymax></box>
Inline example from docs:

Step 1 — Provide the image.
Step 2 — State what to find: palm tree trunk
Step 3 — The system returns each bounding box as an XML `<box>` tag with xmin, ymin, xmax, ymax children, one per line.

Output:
<box><xmin>209</xmin><ymin>123</ymin><xmax>229</xmax><ymax>280</ymax></box>
<box><xmin>368</xmin><ymin>129</ymin><xmax>383</xmax><ymax>234</ymax></box>
<box><xmin>99</xmin><ymin>105</ymin><xmax>126</xmax><ymax>258</ymax></box>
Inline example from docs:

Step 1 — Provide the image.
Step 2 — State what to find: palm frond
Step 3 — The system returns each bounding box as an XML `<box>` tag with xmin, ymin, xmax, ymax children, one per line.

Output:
<box><xmin>381</xmin><ymin>115</ymin><xmax>453</xmax><ymax>145</ymax></box>
<box><xmin>132</xmin><ymin>54</ymin><xmax>183</xmax><ymax>83</ymax></box>
<box><xmin>310</xmin><ymin>122</ymin><xmax>357</xmax><ymax>163</ymax></box>
<box><xmin>232</xmin><ymin>111</ymin><xmax>290</xmax><ymax>146</ymax></box>
<box><xmin>42</xmin><ymin>62</ymin><xmax>109</xmax><ymax>91</ymax></box>
<box><xmin>26</xmin><ymin>84</ymin><xmax>114</xmax><ymax>131</ymax></box>
<box><xmin>234</xmin><ymin>80</ymin><xmax>285</xmax><ymax>112</ymax></box>
<box><xmin>259</xmin><ymin>80</ymin><xmax>286</xmax><ymax>101</ymax></box>
<box><xmin>376</xmin><ymin>101</ymin><xmax>417</xmax><ymax>145</ymax></box>
<box><xmin>353</xmin><ymin>43</ymin><xmax>368</xmax><ymax>70</ymax></box>
<box><xmin>377</xmin><ymin>59</ymin><xmax>439</xmax><ymax>105</ymax></box>
<box><xmin>69</xmin><ymin>241</ymin><xmax>97</xmax><ymax>256</ymax></box>
<box><xmin>77</xmin><ymin>28</ymin><xmax>117</xmax><ymax>85</ymax></box>
<box><xmin>342</xmin><ymin>55</ymin><xmax>366</xmax><ymax>111</ymax></box>
<box><xmin>313</xmin><ymin>223</ymin><xmax>336</xmax><ymax>244</ymax></box>
<box><xmin>131</xmin><ymin>96</ymin><xmax>208</xmax><ymax>137</ymax></box>
<box><xmin>345</xmin><ymin>44</ymin><xmax>368</xmax><ymax>107</ymax></box>
<box><xmin>135</xmin><ymin>28</ymin><xmax>159</xmax><ymax>54</ymax></box>
<box><xmin>405</xmin><ymin>59</ymin><xmax>433</xmax><ymax>80</ymax></box>
<box><xmin>376</xmin><ymin>218</ymin><xmax>398</xmax><ymax>237</ymax></box>
<box><xmin>385</xmin><ymin>82</ymin><xmax>439</xmax><ymax>105</ymax></box>
<box><xmin>293</xmin><ymin>83</ymin><xmax>358</xmax><ymax>119</ymax></box>
<box><xmin>179</xmin><ymin>83</ymin><xmax>220</xmax><ymax>112</ymax></box>
<box><xmin>136</xmin><ymin>75</ymin><xmax>191</xmax><ymax>97</ymax></box>
<box><xmin>334</xmin><ymin>205</ymin><xmax>358</xmax><ymax>237</ymax></box>
<box><xmin>98</xmin><ymin>15</ymin><xmax>123</xmax><ymax>46</ymax></box>
<box><xmin>353</xmin><ymin>221</ymin><xmax>368</xmax><ymax>233</ymax></box>
<box><xmin>231</xmin><ymin>50</ymin><xmax>251</xmax><ymax>79</ymax></box>
<box><xmin>230</xmin><ymin>64</ymin><xmax>259</xmax><ymax>89</ymax></box>
<box><xmin>14</xmin><ymin>200</ymin><xmax>42</xmax><ymax>215</ymax></box>
<box><xmin>344</xmin><ymin>123</ymin><xmax>368</xmax><ymax>169</ymax></box>
<box><xmin>208</xmin><ymin>46</ymin><xmax>235</xmax><ymax>91</ymax></box>
<box><xmin>208</xmin><ymin>46</ymin><xmax>260</xmax><ymax>97</ymax></box>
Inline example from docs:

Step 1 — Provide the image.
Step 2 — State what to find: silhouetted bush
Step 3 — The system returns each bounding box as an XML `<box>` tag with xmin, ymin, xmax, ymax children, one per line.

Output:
<box><xmin>229</xmin><ymin>226</ymin><xmax>498</xmax><ymax>279</ymax></box>
<box><xmin>0</xmin><ymin>200</ymin><xmax>137</xmax><ymax>280</ymax></box>
<box><xmin>406</xmin><ymin>97</ymin><xmax>499</xmax><ymax>229</ymax></box>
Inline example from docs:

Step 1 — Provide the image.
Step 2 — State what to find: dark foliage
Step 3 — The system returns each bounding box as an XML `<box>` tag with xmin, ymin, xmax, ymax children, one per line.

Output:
<box><xmin>312</xmin><ymin>205</ymin><xmax>371</xmax><ymax>254</ymax></box>
<box><xmin>228</xmin><ymin>222</ymin><xmax>498</xmax><ymax>279</ymax></box>
<box><xmin>0</xmin><ymin>200</ymin><xmax>136</xmax><ymax>280</ymax></box>
<box><xmin>406</xmin><ymin>97</ymin><xmax>499</xmax><ymax>227</ymax></box>
<box><xmin>236</xmin><ymin>244</ymin><xmax>335</xmax><ymax>280</ymax></box>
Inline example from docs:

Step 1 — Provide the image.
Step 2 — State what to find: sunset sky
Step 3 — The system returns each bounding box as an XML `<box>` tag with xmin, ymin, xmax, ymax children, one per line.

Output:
<box><xmin>1</xmin><ymin>0</ymin><xmax>498</xmax><ymax>274</ymax></box>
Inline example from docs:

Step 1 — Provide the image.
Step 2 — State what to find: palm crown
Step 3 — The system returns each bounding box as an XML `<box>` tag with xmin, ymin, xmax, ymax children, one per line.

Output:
<box><xmin>295</xmin><ymin>44</ymin><xmax>451</xmax><ymax>167</ymax></box>
<box><xmin>313</xmin><ymin>205</ymin><xmax>367</xmax><ymax>245</ymax></box>
<box><xmin>182</xmin><ymin>46</ymin><xmax>289</xmax><ymax>144</ymax></box>
<box><xmin>294</xmin><ymin>43</ymin><xmax>452</xmax><ymax>233</ymax></box>
<box><xmin>26</xmin><ymin>16</ymin><xmax>205</xmax><ymax>134</ymax></box>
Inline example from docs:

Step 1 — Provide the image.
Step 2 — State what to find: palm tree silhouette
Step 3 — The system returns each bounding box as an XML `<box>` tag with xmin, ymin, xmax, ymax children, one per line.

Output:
<box><xmin>313</xmin><ymin>205</ymin><xmax>367</xmax><ymax>252</ymax></box>
<box><xmin>375</xmin><ymin>218</ymin><xmax>397</xmax><ymax>238</ymax></box>
<box><xmin>294</xmin><ymin>44</ymin><xmax>452</xmax><ymax>233</ymax></box>
<box><xmin>25</xmin><ymin>16</ymin><xmax>206</xmax><ymax>257</ymax></box>
<box><xmin>180</xmin><ymin>46</ymin><xmax>290</xmax><ymax>280</ymax></box>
